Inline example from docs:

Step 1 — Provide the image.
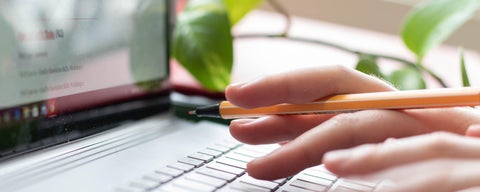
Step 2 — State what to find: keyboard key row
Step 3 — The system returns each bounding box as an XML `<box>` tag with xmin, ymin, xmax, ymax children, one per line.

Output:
<box><xmin>153</xmin><ymin>143</ymin><xmax>284</xmax><ymax>192</ymax></box>
<box><xmin>167</xmin><ymin>161</ymin><xmax>195</xmax><ymax>172</ymax></box>
<box><xmin>196</xmin><ymin>166</ymin><xmax>238</xmax><ymax>182</ymax></box>
<box><xmin>115</xmin><ymin>141</ymin><xmax>240</xmax><ymax>192</ymax></box>
<box><xmin>207</xmin><ymin>162</ymin><xmax>245</xmax><ymax>176</ymax></box>
<box><xmin>178</xmin><ymin>157</ymin><xmax>204</xmax><ymax>167</ymax></box>
<box><xmin>156</xmin><ymin>167</ymin><xmax>184</xmax><ymax>177</ymax></box>
<box><xmin>116</xmin><ymin>141</ymin><xmax>381</xmax><ymax>192</ymax></box>
<box><xmin>189</xmin><ymin>152</ymin><xmax>215</xmax><ymax>162</ymax></box>
<box><xmin>184</xmin><ymin>172</ymin><xmax>227</xmax><ymax>188</ymax></box>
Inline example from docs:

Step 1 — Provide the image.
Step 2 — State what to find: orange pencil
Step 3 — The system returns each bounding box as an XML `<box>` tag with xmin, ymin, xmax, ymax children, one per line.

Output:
<box><xmin>188</xmin><ymin>87</ymin><xmax>480</xmax><ymax>119</ymax></box>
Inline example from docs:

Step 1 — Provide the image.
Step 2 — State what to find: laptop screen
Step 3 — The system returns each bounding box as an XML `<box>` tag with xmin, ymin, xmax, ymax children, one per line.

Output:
<box><xmin>0</xmin><ymin>0</ymin><xmax>172</xmax><ymax>159</ymax></box>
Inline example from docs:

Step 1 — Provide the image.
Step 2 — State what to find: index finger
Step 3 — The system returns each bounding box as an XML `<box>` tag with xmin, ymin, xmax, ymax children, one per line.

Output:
<box><xmin>225</xmin><ymin>65</ymin><xmax>395</xmax><ymax>109</ymax></box>
<box><xmin>245</xmin><ymin>109</ymin><xmax>428</xmax><ymax>180</ymax></box>
<box><xmin>323</xmin><ymin>132</ymin><xmax>480</xmax><ymax>176</ymax></box>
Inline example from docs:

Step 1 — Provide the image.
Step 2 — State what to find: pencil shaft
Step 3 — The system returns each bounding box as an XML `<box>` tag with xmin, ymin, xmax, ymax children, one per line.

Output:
<box><xmin>217</xmin><ymin>88</ymin><xmax>480</xmax><ymax>119</ymax></box>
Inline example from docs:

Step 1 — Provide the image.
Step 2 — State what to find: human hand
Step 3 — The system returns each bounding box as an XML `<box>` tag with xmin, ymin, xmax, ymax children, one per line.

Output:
<box><xmin>323</xmin><ymin>130</ymin><xmax>480</xmax><ymax>192</ymax></box>
<box><xmin>225</xmin><ymin>65</ymin><xmax>480</xmax><ymax>180</ymax></box>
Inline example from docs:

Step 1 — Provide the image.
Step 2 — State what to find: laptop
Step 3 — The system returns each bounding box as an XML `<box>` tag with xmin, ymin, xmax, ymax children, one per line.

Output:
<box><xmin>0</xmin><ymin>0</ymin><xmax>384</xmax><ymax>191</ymax></box>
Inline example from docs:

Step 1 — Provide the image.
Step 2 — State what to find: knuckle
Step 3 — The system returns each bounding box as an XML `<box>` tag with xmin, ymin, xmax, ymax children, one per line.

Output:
<box><xmin>325</xmin><ymin>113</ymin><xmax>362</xmax><ymax>146</ymax></box>
<box><xmin>330</xmin><ymin>65</ymin><xmax>352</xmax><ymax>92</ymax></box>
<box><xmin>424</xmin><ymin>132</ymin><xmax>459</xmax><ymax>152</ymax></box>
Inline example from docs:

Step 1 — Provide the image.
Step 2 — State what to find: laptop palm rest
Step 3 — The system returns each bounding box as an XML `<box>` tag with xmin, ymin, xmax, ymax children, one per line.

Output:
<box><xmin>0</xmin><ymin>115</ymin><xmax>230</xmax><ymax>192</ymax></box>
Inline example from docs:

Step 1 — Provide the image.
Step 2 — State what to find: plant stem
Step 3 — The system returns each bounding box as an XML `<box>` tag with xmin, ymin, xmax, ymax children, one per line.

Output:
<box><xmin>267</xmin><ymin>0</ymin><xmax>292</xmax><ymax>36</ymax></box>
<box><xmin>235</xmin><ymin>33</ymin><xmax>449</xmax><ymax>88</ymax></box>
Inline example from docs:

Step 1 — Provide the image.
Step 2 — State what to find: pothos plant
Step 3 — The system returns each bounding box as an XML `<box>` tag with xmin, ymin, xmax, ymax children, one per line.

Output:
<box><xmin>173</xmin><ymin>0</ymin><xmax>480</xmax><ymax>92</ymax></box>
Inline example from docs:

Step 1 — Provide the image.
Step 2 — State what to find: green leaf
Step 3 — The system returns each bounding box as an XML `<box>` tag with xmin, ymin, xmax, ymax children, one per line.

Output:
<box><xmin>223</xmin><ymin>0</ymin><xmax>264</xmax><ymax>25</ymax></box>
<box><xmin>355</xmin><ymin>54</ymin><xmax>384</xmax><ymax>78</ymax></box>
<box><xmin>401</xmin><ymin>0</ymin><xmax>480</xmax><ymax>61</ymax></box>
<box><xmin>388</xmin><ymin>66</ymin><xmax>426</xmax><ymax>90</ymax></box>
<box><xmin>173</xmin><ymin>0</ymin><xmax>233</xmax><ymax>92</ymax></box>
<box><xmin>459</xmin><ymin>48</ymin><xmax>471</xmax><ymax>87</ymax></box>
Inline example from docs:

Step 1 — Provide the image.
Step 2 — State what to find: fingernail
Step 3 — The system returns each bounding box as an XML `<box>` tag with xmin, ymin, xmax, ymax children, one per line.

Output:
<box><xmin>385</xmin><ymin>137</ymin><xmax>397</xmax><ymax>143</ymax></box>
<box><xmin>228</xmin><ymin>82</ymin><xmax>247</xmax><ymax>88</ymax></box>
<box><xmin>323</xmin><ymin>149</ymin><xmax>353</xmax><ymax>174</ymax></box>
<box><xmin>230</xmin><ymin>76</ymin><xmax>265</xmax><ymax>89</ymax></box>
<box><xmin>324</xmin><ymin>150</ymin><xmax>351</xmax><ymax>162</ymax></box>
<box><xmin>230</xmin><ymin>119</ymin><xmax>256</xmax><ymax>126</ymax></box>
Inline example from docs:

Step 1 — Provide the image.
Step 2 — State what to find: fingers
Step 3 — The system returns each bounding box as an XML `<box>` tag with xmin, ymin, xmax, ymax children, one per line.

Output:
<box><xmin>369</xmin><ymin>159</ymin><xmax>480</xmax><ymax>192</ymax></box>
<box><xmin>245</xmin><ymin>110</ymin><xmax>427</xmax><ymax>180</ymax></box>
<box><xmin>225</xmin><ymin>65</ymin><xmax>395</xmax><ymax>109</ymax></box>
<box><xmin>404</xmin><ymin>107</ymin><xmax>480</xmax><ymax>134</ymax></box>
<box><xmin>323</xmin><ymin>132</ymin><xmax>480</xmax><ymax>176</ymax></box>
<box><xmin>230</xmin><ymin>107</ymin><xmax>480</xmax><ymax>145</ymax></box>
<box><xmin>229</xmin><ymin>114</ymin><xmax>335</xmax><ymax>144</ymax></box>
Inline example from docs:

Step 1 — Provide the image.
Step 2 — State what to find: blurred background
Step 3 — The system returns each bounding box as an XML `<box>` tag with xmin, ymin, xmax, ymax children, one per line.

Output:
<box><xmin>173</xmin><ymin>0</ymin><xmax>480</xmax><ymax>93</ymax></box>
<box><xmin>260</xmin><ymin>0</ymin><xmax>480</xmax><ymax>52</ymax></box>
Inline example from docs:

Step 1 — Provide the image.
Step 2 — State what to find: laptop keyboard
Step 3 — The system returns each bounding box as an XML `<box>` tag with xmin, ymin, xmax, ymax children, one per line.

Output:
<box><xmin>116</xmin><ymin>139</ymin><xmax>381</xmax><ymax>192</ymax></box>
